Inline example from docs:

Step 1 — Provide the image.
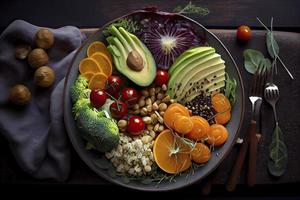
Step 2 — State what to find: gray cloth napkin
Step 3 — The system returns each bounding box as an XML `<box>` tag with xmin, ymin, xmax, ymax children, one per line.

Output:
<box><xmin>0</xmin><ymin>20</ymin><xmax>86</xmax><ymax>181</ymax></box>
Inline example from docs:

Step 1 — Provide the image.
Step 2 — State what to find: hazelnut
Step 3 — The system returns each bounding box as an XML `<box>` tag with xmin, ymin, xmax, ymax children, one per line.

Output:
<box><xmin>28</xmin><ymin>48</ymin><xmax>49</xmax><ymax>68</ymax></box>
<box><xmin>9</xmin><ymin>84</ymin><xmax>31</xmax><ymax>105</ymax></box>
<box><xmin>126</xmin><ymin>50</ymin><xmax>144</xmax><ymax>71</ymax></box>
<box><xmin>15</xmin><ymin>44</ymin><xmax>31</xmax><ymax>60</ymax></box>
<box><xmin>34</xmin><ymin>66</ymin><xmax>55</xmax><ymax>87</ymax></box>
<box><xmin>35</xmin><ymin>28</ymin><xmax>54</xmax><ymax>49</ymax></box>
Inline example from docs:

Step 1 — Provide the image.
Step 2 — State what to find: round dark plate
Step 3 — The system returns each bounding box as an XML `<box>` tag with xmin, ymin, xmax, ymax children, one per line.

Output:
<box><xmin>63</xmin><ymin>9</ymin><xmax>245</xmax><ymax>191</ymax></box>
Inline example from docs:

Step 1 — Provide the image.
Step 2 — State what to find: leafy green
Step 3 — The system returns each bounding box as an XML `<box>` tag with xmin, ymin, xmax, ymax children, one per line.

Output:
<box><xmin>256</xmin><ymin>17</ymin><xmax>294</xmax><ymax>80</ymax></box>
<box><xmin>224</xmin><ymin>73</ymin><xmax>237</xmax><ymax>105</ymax></box>
<box><xmin>243</xmin><ymin>49</ymin><xmax>272</xmax><ymax>74</ymax></box>
<box><xmin>268</xmin><ymin>125</ymin><xmax>288</xmax><ymax>177</ymax></box>
<box><xmin>173</xmin><ymin>1</ymin><xmax>209</xmax><ymax>15</ymax></box>
<box><xmin>93</xmin><ymin>157</ymin><xmax>112</xmax><ymax>170</ymax></box>
<box><xmin>103</xmin><ymin>18</ymin><xmax>140</xmax><ymax>36</ymax></box>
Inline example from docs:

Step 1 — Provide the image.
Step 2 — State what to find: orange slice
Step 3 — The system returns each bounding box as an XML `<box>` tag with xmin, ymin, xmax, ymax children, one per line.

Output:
<box><xmin>87</xmin><ymin>41</ymin><xmax>112</xmax><ymax>62</ymax></box>
<box><xmin>173</xmin><ymin>116</ymin><xmax>194</xmax><ymax>135</ymax></box>
<box><xmin>164</xmin><ymin>105</ymin><xmax>190</xmax><ymax>129</ymax></box>
<box><xmin>88</xmin><ymin>73</ymin><xmax>108</xmax><ymax>90</ymax></box>
<box><xmin>153</xmin><ymin>129</ymin><xmax>192</xmax><ymax>174</ymax></box>
<box><xmin>79</xmin><ymin>58</ymin><xmax>102</xmax><ymax>74</ymax></box>
<box><xmin>91</xmin><ymin>52</ymin><xmax>112</xmax><ymax>77</ymax></box>
<box><xmin>81</xmin><ymin>72</ymin><xmax>95</xmax><ymax>82</ymax></box>
<box><xmin>186</xmin><ymin>116</ymin><xmax>210</xmax><ymax>141</ymax></box>
<box><xmin>191</xmin><ymin>143</ymin><xmax>211</xmax><ymax>164</ymax></box>
<box><xmin>207</xmin><ymin>124</ymin><xmax>229</xmax><ymax>146</ymax></box>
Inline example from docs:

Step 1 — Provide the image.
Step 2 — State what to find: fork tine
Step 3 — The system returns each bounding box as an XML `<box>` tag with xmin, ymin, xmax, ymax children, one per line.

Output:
<box><xmin>250</xmin><ymin>69</ymin><xmax>259</xmax><ymax>95</ymax></box>
<box><xmin>251</xmin><ymin>67</ymin><xmax>266</xmax><ymax>96</ymax></box>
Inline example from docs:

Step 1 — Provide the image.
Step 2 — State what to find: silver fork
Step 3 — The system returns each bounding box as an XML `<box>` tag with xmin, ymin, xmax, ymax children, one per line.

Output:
<box><xmin>226</xmin><ymin>67</ymin><xmax>266</xmax><ymax>191</ymax></box>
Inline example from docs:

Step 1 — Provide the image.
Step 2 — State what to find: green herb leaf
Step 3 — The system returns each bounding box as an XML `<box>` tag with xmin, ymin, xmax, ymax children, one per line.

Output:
<box><xmin>224</xmin><ymin>73</ymin><xmax>237</xmax><ymax>106</ymax></box>
<box><xmin>103</xmin><ymin>18</ymin><xmax>140</xmax><ymax>36</ymax></box>
<box><xmin>266</xmin><ymin>31</ymin><xmax>279</xmax><ymax>59</ymax></box>
<box><xmin>268</xmin><ymin>125</ymin><xmax>288</xmax><ymax>177</ymax></box>
<box><xmin>121</xmin><ymin>176</ymin><xmax>130</xmax><ymax>184</ymax></box>
<box><xmin>140</xmin><ymin>178</ymin><xmax>154</xmax><ymax>185</ymax></box>
<box><xmin>108</xmin><ymin>167</ymin><xmax>117</xmax><ymax>178</ymax></box>
<box><xmin>243</xmin><ymin>49</ymin><xmax>265</xmax><ymax>74</ymax></box>
<box><xmin>173</xmin><ymin>1</ymin><xmax>209</xmax><ymax>15</ymax></box>
<box><xmin>93</xmin><ymin>157</ymin><xmax>112</xmax><ymax>170</ymax></box>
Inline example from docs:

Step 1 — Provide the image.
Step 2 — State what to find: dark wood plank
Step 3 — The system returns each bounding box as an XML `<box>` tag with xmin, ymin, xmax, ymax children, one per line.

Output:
<box><xmin>0</xmin><ymin>0</ymin><xmax>299</xmax><ymax>32</ymax></box>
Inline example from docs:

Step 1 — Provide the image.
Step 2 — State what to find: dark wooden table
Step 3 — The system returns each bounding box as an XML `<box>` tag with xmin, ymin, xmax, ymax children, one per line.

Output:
<box><xmin>1</xmin><ymin>0</ymin><xmax>300</xmax><ymax>197</ymax></box>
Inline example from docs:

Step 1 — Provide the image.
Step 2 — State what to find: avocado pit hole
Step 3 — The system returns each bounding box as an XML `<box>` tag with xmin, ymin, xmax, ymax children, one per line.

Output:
<box><xmin>126</xmin><ymin>50</ymin><xmax>144</xmax><ymax>72</ymax></box>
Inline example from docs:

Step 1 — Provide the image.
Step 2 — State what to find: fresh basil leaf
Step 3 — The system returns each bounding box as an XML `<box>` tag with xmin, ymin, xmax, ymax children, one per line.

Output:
<box><xmin>243</xmin><ymin>49</ymin><xmax>265</xmax><ymax>74</ymax></box>
<box><xmin>266</xmin><ymin>31</ymin><xmax>280</xmax><ymax>59</ymax></box>
<box><xmin>268</xmin><ymin>125</ymin><xmax>288</xmax><ymax>177</ymax></box>
<box><xmin>93</xmin><ymin>157</ymin><xmax>112</xmax><ymax>170</ymax></box>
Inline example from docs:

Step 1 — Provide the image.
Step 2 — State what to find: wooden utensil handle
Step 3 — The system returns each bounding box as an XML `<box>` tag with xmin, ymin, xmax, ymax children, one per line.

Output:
<box><xmin>226</xmin><ymin>133</ymin><xmax>250</xmax><ymax>192</ymax></box>
<box><xmin>248</xmin><ymin>120</ymin><xmax>258</xmax><ymax>187</ymax></box>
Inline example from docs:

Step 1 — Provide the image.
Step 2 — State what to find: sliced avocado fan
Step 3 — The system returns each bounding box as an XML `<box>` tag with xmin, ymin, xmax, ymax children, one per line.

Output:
<box><xmin>167</xmin><ymin>46</ymin><xmax>226</xmax><ymax>103</ymax></box>
<box><xmin>106</xmin><ymin>25</ymin><xmax>156</xmax><ymax>87</ymax></box>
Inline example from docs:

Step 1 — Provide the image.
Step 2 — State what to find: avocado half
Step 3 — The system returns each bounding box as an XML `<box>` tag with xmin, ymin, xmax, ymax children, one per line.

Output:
<box><xmin>106</xmin><ymin>26</ymin><xmax>156</xmax><ymax>87</ymax></box>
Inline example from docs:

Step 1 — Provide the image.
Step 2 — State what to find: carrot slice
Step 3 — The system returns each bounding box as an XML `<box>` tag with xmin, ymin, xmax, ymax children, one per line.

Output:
<box><xmin>81</xmin><ymin>72</ymin><xmax>95</xmax><ymax>82</ymax></box>
<box><xmin>186</xmin><ymin>116</ymin><xmax>211</xmax><ymax>141</ymax></box>
<box><xmin>87</xmin><ymin>41</ymin><xmax>112</xmax><ymax>62</ymax></box>
<box><xmin>91</xmin><ymin>52</ymin><xmax>112</xmax><ymax>77</ymax></box>
<box><xmin>88</xmin><ymin>73</ymin><xmax>108</xmax><ymax>90</ymax></box>
<box><xmin>79</xmin><ymin>58</ymin><xmax>102</xmax><ymax>74</ymax></box>
<box><xmin>153</xmin><ymin>129</ymin><xmax>192</xmax><ymax>174</ymax></box>
<box><xmin>164</xmin><ymin>104</ymin><xmax>190</xmax><ymax>129</ymax></box>
<box><xmin>215</xmin><ymin>110</ymin><xmax>231</xmax><ymax>125</ymax></box>
<box><xmin>173</xmin><ymin>116</ymin><xmax>194</xmax><ymax>135</ymax></box>
<box><xmin>207</xmin><ymin>124</ymin><xmax>229</xmax><ymax>146</ymax></box>
<box><xmin>212</xmin><ymin>93</ymin><xmax>231</xmax><ymax>113</ymax></box>
<box><xmin>191</xmin><ymin>143</ymin><xmax>211</xmax><ymax>164</ymax></box>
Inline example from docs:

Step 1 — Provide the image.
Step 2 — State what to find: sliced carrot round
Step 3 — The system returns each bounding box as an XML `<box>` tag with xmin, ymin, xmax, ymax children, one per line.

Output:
<box><xmin>215</xmin><ymin>110</ymin><xmax>231</xmax><ymax>125</ymax></box>
<box><xmin>212</xmin><ymin>93</ymin><xmax>231</xmax><ymax>113</ymax></box>
<box><xmin>186</xmin><ymin>116</ymin><xmax>211</xmax><ymax>141</ymax></box>
<box><xmin>164</xmin><ymin>104</ymin><xmax>190</xmax><ymax>129</ymax></box>
<box><xmin>88</xmin><ymin>73</ymin><xmax>108</xmax><ymax>90</ymax></box>
<box><xmin>191</xmin><ymin>143</ymin><xmax>211</xmax><ymax>164</ymax></box>
<box><xmin>91</xmin><ymin>52</ymin><xmax>112</xmax><ymax>77</ymax></box>
<box><xmin>207</xmin><ymin>124</ymin><xmax>229</xmax><ymax>146</ymax></box>
<box><xmin>174</xmin><ymin>116</ymin><xmax>194</xmax><ymax>135</ymax></box>
<box><xmin>87</xmin><ymin>41</ymin><xmax>112</xmax><ymax>62</ymax></box>
<box><xmin>81</xmin><ymin>72</ymin><xmax>95</xmax><ymax>82</ymax></box>
<box><xmin>79</xmin><ymin>58</ymin><xmax>102</xmax><ymax>74</ymax></box>
<box><xmin>153</xmin><ymin>129</ymin><xmax>192</xmax><ymax>174</ymax></box>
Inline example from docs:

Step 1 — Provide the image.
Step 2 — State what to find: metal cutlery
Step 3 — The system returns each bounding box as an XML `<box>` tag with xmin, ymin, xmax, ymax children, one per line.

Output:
<box><xmin>226</xmin><ymin>67</ymin><xmax>266</xmax><ymax>191</ymax></box>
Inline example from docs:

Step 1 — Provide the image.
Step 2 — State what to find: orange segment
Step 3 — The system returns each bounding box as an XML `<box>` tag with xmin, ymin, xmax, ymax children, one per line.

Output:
<box><xmin>91</xmin><ymin>52</ymin><xmax>112</xmax><ymax>77</ymax></box>
<box><xmin>88</xmin><ymin>73</ymin><xmax>108</xmax><ymax>90</ymax></box>
<box><xmin>164</xmin><ymin>104</ymin><xmax>190</xmax><ymax>129</ymax></box>
<box><xmin>186</xmin><ymin>116</ymin><xmax>211</xmax><ymax>141</ymax></box>
<box><xmin>191</xmin><ymin>143</ymin><xmax>211</xmax><ymax>164</ymax></box>
<box><xmin>79</xmin><ymin>58</ymin><xmax>102</xmax><ymax>74</ymax></box>
<box><xmin>153</xmin><ymin>129</ymin><xmax>192</xmax><ymax>174</ymax></box>
<box><xmin>87</xmin><ymin>41</ymin><xmax>112</xmax><ymax>62</ymax></box>
<box><xmin>82</xmin><ymin>72</ymin><xmax>95</xmax><ymax>82</ymax></box>
<box><xmin>212</xmin><ymin>93</ymin><xmax>231</xmax><ymax>113</ymax></box>
<box><xmin>215</xmin><ymin>110</ymin><xmax>231</xmax><ymax>125</ymax></box>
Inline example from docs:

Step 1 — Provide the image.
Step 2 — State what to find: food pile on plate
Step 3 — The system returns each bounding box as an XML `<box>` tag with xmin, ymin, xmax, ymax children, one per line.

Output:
<box><xmin>70</xmin><ymin>16</ymin><xmax>236</xmax><ymax>179</ymax></box>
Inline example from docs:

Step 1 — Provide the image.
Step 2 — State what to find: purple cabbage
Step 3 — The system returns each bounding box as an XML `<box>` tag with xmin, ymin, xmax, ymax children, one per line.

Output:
<box><xmin>140</xmin><ymin>18</ymin><xmax>200</xmax><ymax>70</ymax></box>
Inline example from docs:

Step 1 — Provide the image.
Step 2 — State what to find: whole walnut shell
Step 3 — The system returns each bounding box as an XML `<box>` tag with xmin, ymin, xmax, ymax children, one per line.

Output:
<box><xmin>34</xmin><ymin>66</ymin><xmax>55</xmax><ymax>87</ymax></box>
<box><xmin>35</xmin><ymin>28</ymin><xmax>54</xmax><ymax>49</ymax></box>
<box><xmin>9</xmin><ymin>84</ymin><xmax>31</xmax><ymax>105</ymax></box>
<box><xmin>27</xmin><ymin>48</ymin><xmax>49</xmax><ymax>69</ymax></box>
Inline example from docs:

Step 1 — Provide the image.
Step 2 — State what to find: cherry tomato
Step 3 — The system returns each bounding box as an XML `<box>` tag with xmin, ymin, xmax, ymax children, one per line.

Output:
<box><xmin>127</xmin><ymin>116</ymin><xmax>145</xmax><ymax>135</ymax></box>
<box><xmin>122</xmin><ymin>88</ymin><xmax>138</xmax><ymax>105</ymax></box>
<box><xmin>110</xmin><ymin>100</ymin><xmax>128</xmax><ymax>119</ymax></box>
<box><xmin>105</xmin><ymin>75</ymin><xmax>122</xmax><ymax>98</ymax></box>
<box><xmin>237</xmin><ymin>25</ymin><xmax>252</xmax><ymax>41</ymax></box>
<box><xmin>90</xmin><ymin>89</ymin><xmax>107</xmax><ymax>109</ymax></box>
<box><xmin>155</xmin><ymin>70</ymin><xmax>169</xmax><ymax>86</ymax></box>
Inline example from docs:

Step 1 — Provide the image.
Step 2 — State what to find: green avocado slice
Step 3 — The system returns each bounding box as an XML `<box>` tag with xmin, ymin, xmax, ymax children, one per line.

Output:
<box><xmin>169</xmin><ymin>46</ymin><xmax>214</xmax><ymax>75</ymax></box>
<box><xmin>106</xmin><ymin>25</ymin><xmax>156</xmax><ymax>87</ymax></box>
<box><xmin>167</xmin><ymin>52</ymin><xmax>221</xmax><ymax>97</ymax></box>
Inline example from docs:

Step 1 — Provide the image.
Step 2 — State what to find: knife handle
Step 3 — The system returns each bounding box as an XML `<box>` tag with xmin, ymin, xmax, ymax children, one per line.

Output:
<box><xmin>248</xmin><ymin>120</ymin><xmax>258</xmax><ymax>187</ymax></box>
<box><xmin>226</xmin><ymin>132</ymin><xmax>250</xmax><ymax>192</ymax></box>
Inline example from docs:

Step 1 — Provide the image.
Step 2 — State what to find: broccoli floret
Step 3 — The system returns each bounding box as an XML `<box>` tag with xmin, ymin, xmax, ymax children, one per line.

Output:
<box><xmin>76</xmin><ymin>105</ymin><xmax>119</xmax><ymax>152</ymax></box>
<box><xmin>70</xmin><ymin>75</ymin><xmax>90</xmax><ymax>103</ymax></box>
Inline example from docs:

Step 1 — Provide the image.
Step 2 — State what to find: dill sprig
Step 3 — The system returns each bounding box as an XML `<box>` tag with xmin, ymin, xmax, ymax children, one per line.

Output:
<box><xmin>173</xmin><ymin>1</ymin><xmax>209</xmax><ymax>16</ymax></box>
<box><xmin>103</xmin><ymin>18</ymin><xmax>140</xmax><ymax>36</ymax></box>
